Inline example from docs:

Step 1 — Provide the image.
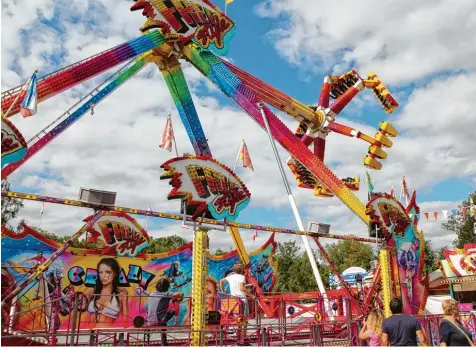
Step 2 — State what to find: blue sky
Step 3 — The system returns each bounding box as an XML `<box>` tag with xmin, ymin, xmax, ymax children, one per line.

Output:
<box><xmin>2</xmin><ymin>0</ymin><xmax>475</xmax><ymax>251</ymax></box>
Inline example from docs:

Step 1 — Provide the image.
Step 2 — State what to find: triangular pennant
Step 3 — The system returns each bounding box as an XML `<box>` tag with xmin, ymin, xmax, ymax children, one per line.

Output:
<box><xmin>433</xmin><ymin>211</ymin><xmax>438</xmax><ymax>220</ymax></box>
<box><xmin>461</xmin><ymin>207</ymin><xmax>467</xmax><ymax>217</ymax></box>
<box><xmin>451</xmin><ymin>209</ymin><xmax>458</xmax><ymax>216</ymax></box>
<box><xmin>238</xmin><ymin>139</ymin><xmax>254</xmax><ymax>171</ymax></box>
<box><xmin>442</xmin><ymin>210</ymin><xmax>448</xmax><ymax>219</ymax></box>
<box><xmin>424</xmin><ymin>212</ymin><xmax>429</xmax><ymax>220</ymax></box>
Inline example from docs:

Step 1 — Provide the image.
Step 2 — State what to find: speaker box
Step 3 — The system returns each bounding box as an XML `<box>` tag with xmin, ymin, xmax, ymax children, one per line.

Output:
<box><xmin>308</xmin><ymin>222</ymin><xmax>331</xmax><ymax>234</ymax></box>
<box><xmin>78</xmin><ymin>188</ymin><xmax>116</xmax><ymax>206</ymax></box>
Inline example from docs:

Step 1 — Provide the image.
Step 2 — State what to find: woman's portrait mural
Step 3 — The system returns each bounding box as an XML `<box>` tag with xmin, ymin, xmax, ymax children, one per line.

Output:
<box><xmin>1</xmin><ymin>212</ymin><xmax>277</xmax><ymax>330</ymax></box>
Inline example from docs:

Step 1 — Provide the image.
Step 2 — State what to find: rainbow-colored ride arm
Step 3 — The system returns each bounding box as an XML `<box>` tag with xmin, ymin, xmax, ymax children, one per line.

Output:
<box><xmin>184</xmin><ymin>46</ymin><xmax>370</xmax><ymax>224</ymax></box>
<box><xmin>153</xmin><ymin>56</ymin><xmax>211</xmax><ymax>156</ymax></box>
<box><xmin>1</xmin><ymin>53</ymin><xmax>153</xmax><ymax>179</ymax></box>
<box><xmin>221</xmin><ymin>58</ymin><xmax>323</xmax><ymax>127</ymax></box>
<box><xmin>223</xmin><ymin>59</ymin><xmax>399</xmax><ymax>174</ymax></box>
<box><xmin>1</xmin><ymin>30</ymin><xmax>167</xmax><ymax>117</ymax></box>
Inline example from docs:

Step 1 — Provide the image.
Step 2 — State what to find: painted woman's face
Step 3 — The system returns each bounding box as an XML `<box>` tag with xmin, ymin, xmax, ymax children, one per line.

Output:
<box><xmin>98</xmin><ymin>263</ymin><xmax>115</xmax><ymax>286</ymax></box>
<box><xmin>206</xmin><ymin>281</ymin><xmax>216</xmax><ymax>307</ymax></box>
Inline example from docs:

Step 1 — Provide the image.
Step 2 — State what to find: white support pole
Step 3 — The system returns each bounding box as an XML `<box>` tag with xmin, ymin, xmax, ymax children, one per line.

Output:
<box><xmin>257</xmin><ymin>102</ymin><xmax>330</xmax><ymax>313</ymax></box>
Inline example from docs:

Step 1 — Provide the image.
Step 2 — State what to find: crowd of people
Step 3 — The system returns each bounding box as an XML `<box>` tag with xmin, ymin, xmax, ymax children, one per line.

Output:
<box><xmin>359</xmin><ymin>297</ymin><xmax>474</xmax><ymax>346</ymax></box>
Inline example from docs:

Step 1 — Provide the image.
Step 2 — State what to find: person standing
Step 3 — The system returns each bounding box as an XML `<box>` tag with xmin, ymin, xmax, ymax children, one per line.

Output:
<box><xmin>381</xmin><ymin>297</ymin><xmax>428</xmax><ymax>346</ymax></box>
<box><xmin>359</xmin><ymin>310</ymin><xmax>384</xmax><ymax>346</ymax></box>
<box><xmin>439</xmin><ymin>299</ymin><xmax>474</xmax><ymax>346</ymax></box>
<box><xmin>219</xmin><ymin>264</ymin><xmax>254</xmax><ymax>316</ymax></box>
<box><xmin>146</xmin><ymin>278</ymin><xmax>184</xmax><ymax>346</ymax></box>
<box><xmin>220</xmin><ymin>264</ymin><xmax>254</xmax><ymax>339</ymax></box>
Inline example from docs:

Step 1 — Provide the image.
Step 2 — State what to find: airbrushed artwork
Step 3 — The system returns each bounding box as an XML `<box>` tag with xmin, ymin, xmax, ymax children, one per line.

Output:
<box><xmin>1</xmin><ymin>115</ymin><xmax>27</xmax><ymax>166</ymax></box>
<box><xmin>161</xmin><ymin>156</ymin><xmax>251</xmax><ymax>221</ymax></box>
<box><xmin>4</xmin><ymin>0</ymin><xmax>475</xmax><ymax>344</ymax></box>
<box><xmin>1</xmin><ymin>216</ymin><xmax>277</xmax><ymax>331</ymax></box>
<box><xmin>444</xmin><ymin>244</ymin><xmax>476</xmax><ymax>276</ymax></box>
<box><xmin>367</xmin><ymin>192</ymin><xmax>429</xmax><ymax>315</ymax></box>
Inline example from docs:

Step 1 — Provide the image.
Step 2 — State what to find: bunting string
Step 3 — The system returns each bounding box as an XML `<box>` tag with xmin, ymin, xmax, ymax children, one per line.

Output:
<box><xmin>409</xmin><ymin>206</ymin><xmax>475</xmax><ymax>221</ymax></box>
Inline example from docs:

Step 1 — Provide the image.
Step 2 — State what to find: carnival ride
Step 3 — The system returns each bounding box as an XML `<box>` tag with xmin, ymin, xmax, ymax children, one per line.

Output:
<box><xmin>0</xmin><ymin>0</ymin><xmax>448</xmax><ymax>345</ymax></box>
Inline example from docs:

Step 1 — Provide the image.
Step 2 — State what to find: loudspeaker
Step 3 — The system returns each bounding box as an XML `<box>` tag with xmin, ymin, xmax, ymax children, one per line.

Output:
<box><xmin>308</xmin><ymin>222</ymin><xmax>331</xmax><ymax>234</ymax></box>
<box><xmin>78</xmin><ymin>188</ymin><xmax>116</xmax><ymax>206</ymax></box>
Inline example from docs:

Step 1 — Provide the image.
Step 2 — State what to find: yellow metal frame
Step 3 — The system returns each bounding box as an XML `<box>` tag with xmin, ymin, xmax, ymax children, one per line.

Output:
<box><xmin>379</xmin><ymin>248</ymin><xmax>392</xmax><ymax>318</ymax></box>
<box><xmin>190</xmin><ymin>228</ymin><xmax>209</xmax><ymax>346</ymax></box>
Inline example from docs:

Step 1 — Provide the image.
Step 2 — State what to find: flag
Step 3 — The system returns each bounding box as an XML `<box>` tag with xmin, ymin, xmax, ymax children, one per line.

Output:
<box><xmin>40</xmin><ymin>202</ymin><xmax>44</xmax><ymax>216</ymax></box>
<box><xmin>20</xmin><ymin>72</ymin><xmax>38</xmax><ymax>118</ymax></box>
<box><xmin>252</xmin><ymin>230</ymin><xmax>258</xmax><ymax>241</ymax></box>
<box><xmin>159</xmin><ymin>114</ymin><xmax>175</xmax><ymax>152</ymax></box>
<box><xmin>400</xmin><ymin>176</ymin><xmax>410</xmax><ymax>205</ymax></box>
<box><xmin>364</xmin><ymin>168</ymin><xmax>374</xmax><ymax>192</ymax></box>
<box><xmin>238</xmin><ymin>139</ymin><xmax>254</xmax><ymax>171</ymax></box>
<box><xmin>225</xmin><ymin>0</ymin><xmax>234</xmax><ymax>6</ymax></box>
<box><xmin>145</xmin><ymin>204</ymin><xmax>152</xmax><ymax>231</ymax></box>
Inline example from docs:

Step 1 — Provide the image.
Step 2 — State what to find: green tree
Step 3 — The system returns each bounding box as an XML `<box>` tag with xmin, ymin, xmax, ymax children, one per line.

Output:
<box><xmin>32</xmin><ymin>227</ymin><xmax>98</xmax><ymax>249</ymax></box>
<box><xmin>274</xmin><ymin>240</ymin><xmax>300</xmax><ymax>292</ymax></box>
<box><xmin>442</xmin><ymin>191</ymin><xmax>476</xmax><ymax>248</ymax></box>
<box><xmin>324</xmin><ymin>239</ymin><xmax>375</xmax><ymax>273</ymax></box>
<box><xmin>144</xmin><ymin>235</ymin><xmax>188</xmax><ymax>254</ymax></box>
<box><xmin>214</xmin><ymin>248</ymin><xmax>233</xmax><ymax>256</ymax></box>
<box><xmin>422</xmin><ymin>239</ymin><xmax>438</xmax><ymax>276</ymax></box>
<box><xmin>437</xmin><ymin>246</ymin><xmax>448</xmax><ymax>260</ymax></box>
<box><xmin>1</xmin><ymin>180</ymin><xmax>24</xmax><ymax>228</ymax></box>
<box><xmin>274</xmin><ymin>241</ymin><xmax>331</xmax><ymax>292</ymax></box>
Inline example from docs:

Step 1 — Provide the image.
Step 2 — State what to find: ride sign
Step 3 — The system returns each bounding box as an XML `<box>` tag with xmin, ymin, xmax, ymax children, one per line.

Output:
<box><xmin>1</xmin><ymin>116</ymin><xmax>27</xmax><ymax>166</ymax></box>
<box><xmin>131</xmin><ymin>0</ymin><xmax>235</xmax><ymax>56</ymax></box>
<box><xmin>84</xmin><ymin>211</ymin><xmax>150</xmax><ymax>257</ymax></box>
<box><xmin>160</xmin><ymin>155</ymin><xmax>251</xmax><ymax>221</ymax></box>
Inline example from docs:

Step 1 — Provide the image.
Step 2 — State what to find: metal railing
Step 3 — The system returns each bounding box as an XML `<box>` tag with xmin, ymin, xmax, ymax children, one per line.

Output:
<box><xmin>3</xmin><ymin>292</ymin><xmax>475</xmax><ymax>346</ymax></box>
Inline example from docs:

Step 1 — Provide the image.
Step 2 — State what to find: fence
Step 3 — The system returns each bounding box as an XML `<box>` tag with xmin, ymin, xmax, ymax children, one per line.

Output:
<box><xmin>2</xmin><ymin>292</ymin><xmax>475</xmax><ymax>346</ymax></box>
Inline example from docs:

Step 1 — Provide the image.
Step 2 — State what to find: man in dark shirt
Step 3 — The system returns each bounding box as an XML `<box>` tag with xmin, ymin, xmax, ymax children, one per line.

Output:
<box><xmin>382</xmin><ymin>298</ymin><xmax>428</xmax><ymax>346</ymax></box>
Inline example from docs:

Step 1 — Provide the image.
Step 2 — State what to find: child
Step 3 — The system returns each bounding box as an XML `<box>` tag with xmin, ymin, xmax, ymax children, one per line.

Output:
<box><xmin>167</xmin><ymin>292</ymin><xmax>184</xmax><ymax>326</ymax></box>
<box><xmin>359</xmin><ymin>309</ymin><xmax>383</xmax><ymax>346</ymax></box>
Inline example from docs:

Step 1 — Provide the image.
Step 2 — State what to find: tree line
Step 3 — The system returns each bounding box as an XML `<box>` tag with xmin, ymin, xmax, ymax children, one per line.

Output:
<box><xmin>2</xmin><ymin>180</ymin><xmax>474</xmax><ymax>291</ymax></box>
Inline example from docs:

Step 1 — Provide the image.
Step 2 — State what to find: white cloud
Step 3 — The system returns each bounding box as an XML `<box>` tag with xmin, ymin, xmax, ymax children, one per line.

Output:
<box><xmin>255</xmin><ymin>0</ymin><xmax>476</xmax><ymax>84</ymax></box>
<box><xmin>2</xmin><ymin>0</ymin><xmax>472</xmax><ymax>258</ymax></box>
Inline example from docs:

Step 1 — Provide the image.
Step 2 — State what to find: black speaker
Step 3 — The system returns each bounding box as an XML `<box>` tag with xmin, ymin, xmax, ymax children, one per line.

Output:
<box><xmin>369</xmin><ymin>222</ymin><xmax>384</xmax><ymax>238</ymax></box>
<box><xmin>206</xmin><ymin>311</ymin><xmax>221</xmax><ymax>325</ymax></box>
